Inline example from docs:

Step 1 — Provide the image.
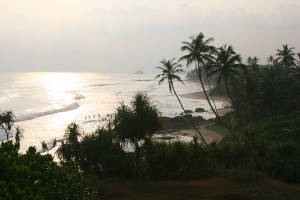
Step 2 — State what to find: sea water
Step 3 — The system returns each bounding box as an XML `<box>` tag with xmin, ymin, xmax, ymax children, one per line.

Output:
<box><xmin>0</xmin><ymin>72</ymin><xmax>222</xmax><ymax>152</ymax></box>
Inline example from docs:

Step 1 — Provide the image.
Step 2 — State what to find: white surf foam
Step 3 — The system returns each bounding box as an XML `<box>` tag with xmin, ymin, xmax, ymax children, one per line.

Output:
<box><xmin>15</xmin><ymin>103</ymin><xmax>80</xmax><ymax>122</ymax></box>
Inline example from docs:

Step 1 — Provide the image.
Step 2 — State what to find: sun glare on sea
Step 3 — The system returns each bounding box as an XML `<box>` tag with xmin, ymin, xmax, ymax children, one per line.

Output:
<box><xmin>34</xmin><ymin>72</ymin><xmax>89</xmax><ymax>105</ymax></box>
<box><xmin>39</xmin><ymin>73</ymin><xmax>84</xmax><ymax>91</ymax></box>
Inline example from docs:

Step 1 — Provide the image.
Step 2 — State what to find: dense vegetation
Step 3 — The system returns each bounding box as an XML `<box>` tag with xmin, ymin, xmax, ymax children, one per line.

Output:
<box><xmin>0</xmin><ymin>141</ymin><xmax>96</xmax><ymax>199</ymax></box>
<box><xmin>1</xmin><ymin>32</ymin><xmax>300</xmax><ymax>199</ymax></box>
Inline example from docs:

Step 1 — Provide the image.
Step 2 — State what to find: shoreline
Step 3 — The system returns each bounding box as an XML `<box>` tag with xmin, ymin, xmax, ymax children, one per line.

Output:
<box><xmin>180</xmin><ymin>91</ymin><xmax>226</xmax><ymax>102</ymax></box>
<box><xmin>153</xmin><ymin>90</ymin><xmax>233</xmax><ymax>143</ymax></box>
<box><xmin>180</xmin><ymin>91</ymin><xmax>232</xmax><ymax>116</ymax></box>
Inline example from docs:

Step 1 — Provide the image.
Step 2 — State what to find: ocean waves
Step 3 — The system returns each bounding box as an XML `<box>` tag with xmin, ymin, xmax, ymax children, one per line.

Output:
<box><xmin>15</xmin><ymin>103</ymin><xmax>80</xmax><ymax>122</ymax></box>
<box><xmin>92</xmin><ymin>83</ymin><xmax>118</xmax><ymax>87</ymax></box>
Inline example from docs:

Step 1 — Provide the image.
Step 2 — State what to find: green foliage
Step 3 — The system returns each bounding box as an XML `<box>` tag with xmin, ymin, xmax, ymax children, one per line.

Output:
<box><xmin>114</xmin><ymin>92</ymin><xmax>161</xmax><ymax>176</ymax></box>
<box><xmin>0</xmin><ymin>141</ymin><xmax>97</xmax><ymax>199</ymax></box>
<box><xmin>57</xmin><ymin>92</ymin><xmax>161</xmax><ymax>178</ymax></box>
<box><xmin>231</xmin><ymin>64</ymin><xmax>300</xmax><ymax>127</ymax></box>
<box><xmin>57</xmin><ymin>122</ymin><xmax>82</xmax><ymax>162</ymax></box>
<box><xmin>212</xmin><ymin>142</ymin><xmax>248</xmax><ymax>169</ymax></box>
<box><xmin>262</xmin><ymin>142</ymin><xmax>300</xmax><ymax>183</ymax></box>
<box><xmin>144</xmin><ymin>139</ymin><xmax>218</xmax><ymax>180</ymax></box>
<box><xmin>80</xmin><ymin>127</ymin><xmax>135</xmax><ymax>178</ymax></box>
<box><xmin>114</xmin><ymin>92</ymin><xmax>161</xmax><ymax>143</ymax></box>
<box><xmin>210</xmin><ymin>44</ymin><xmax>246</xmax><ymax>104</ymax></box>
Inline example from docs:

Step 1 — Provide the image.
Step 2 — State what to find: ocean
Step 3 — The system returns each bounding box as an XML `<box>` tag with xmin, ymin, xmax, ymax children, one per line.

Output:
<box><xmin>0</xmin><ymin>72</ymin><xmax>222</xmax><ymax>153</ymax></box>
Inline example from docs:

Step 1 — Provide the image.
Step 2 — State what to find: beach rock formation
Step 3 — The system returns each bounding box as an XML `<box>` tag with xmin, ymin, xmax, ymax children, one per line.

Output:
<box><xmin>158</xmin><ymin>116</ymin><xmax>205</xmax><ymax>130</ymax></box>
<box><xmin>195</xmin><ymin>108</ymin><xmax>205</xmax><ymax>112</ymax></box>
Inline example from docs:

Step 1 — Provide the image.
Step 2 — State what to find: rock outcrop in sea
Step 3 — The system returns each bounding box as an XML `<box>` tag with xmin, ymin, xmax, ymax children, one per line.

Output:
<box><xmin>134</xmin><ymin>70</ymin><xmax>144</xmax><ymax>74</ymax></box>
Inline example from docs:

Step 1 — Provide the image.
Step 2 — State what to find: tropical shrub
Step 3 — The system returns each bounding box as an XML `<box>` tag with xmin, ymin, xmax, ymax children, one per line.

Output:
<box><xmin>0</xmin><ymin>141</ymin><xmax>96</xmax><ymax>199</ymax></box>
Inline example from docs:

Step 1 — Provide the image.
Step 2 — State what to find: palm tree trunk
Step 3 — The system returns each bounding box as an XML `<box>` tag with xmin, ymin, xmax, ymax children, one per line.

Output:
<box><xmin>207</xmin><ymin>78</ymin><xmax>219</xmax><ymax>115</ymax></box>
<box><xmin>171</xmin><ymin>84</ymin><xmax>208</xmax><ymax>145</ymax></box>
<box><xmin>5</xmin><ymin>130</ymin><xmax>9</xmax><ymax>141</ymax></box>
<box><xmin>225</xmin><ymin>78</ymin><xmax>236</xmax><ymax>106</ymax></box>
<box><xmin>196</xmin><ymin>66</ymin><xmax>236</xmax><ymax>138</ymax></box>
<box><xmin>134</xmin><ymin>140</ymin><xmax>141</xmax><ymax>177</ymax></box>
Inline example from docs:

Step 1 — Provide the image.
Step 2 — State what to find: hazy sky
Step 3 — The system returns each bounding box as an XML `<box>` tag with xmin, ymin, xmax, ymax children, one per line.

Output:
<box><xmin>0</xmin><ymin>0</ymin><xmax>299</xmax><ymax>73</ymax></box>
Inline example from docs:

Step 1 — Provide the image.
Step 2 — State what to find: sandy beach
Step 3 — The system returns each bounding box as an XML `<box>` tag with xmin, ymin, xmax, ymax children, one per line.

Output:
<box><xmin>174</xmin><ymin>124</ymin><xmax>223</xmax><ymax>144</ymax></box>
<box><xmin>156</xmin><ymin>90</ymin><xmax>233</xmax><ymax>144</ymax></box>
<box><xmin>180</xmin><ymin>91</ymin><xmax>232</xmax><ymax>116</ymax></box>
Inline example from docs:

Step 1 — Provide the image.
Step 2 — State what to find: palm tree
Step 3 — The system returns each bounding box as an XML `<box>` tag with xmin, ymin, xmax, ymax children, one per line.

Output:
<box><xmin>155</xmin><ymin>58</ymin><xmax>207</xmax><ymax>145</ymax></box>
<box><xmin>246</xmin><ymin>56</ymin><xmax>259</xmax><ymax>70</ymax></box>
<box><xmin>210</xmin><ymin>45</ymin><xmax>246</xmax><ymax>106</ymax></box>
<box><xmin>14</xmin><ymin>126</ymin><xmax>24</xmax><ymax>144</ymax></box>
<box><xmin>0</xmin><ymin>110</ymin><xmax>15</xmax><ymax>140</ymax></box>
<box><xmin>57</xmin><ymin>123</ymin><xmax>82</xmax><ymax>162</ymax></box>
<box><xmin>41</xmin><ymin>141</ymin><xmax>48</xmax><ymax>152</ymax></box>
<box><xmin>132</xmin><ymin>92</ymin><xmax>160</xmax><ymax>175</ymax></box>
<box><xmin>267</xmin><ymin>55</ymin><xmax>274</xmax><ymax>64</ymax></box>
<box><xmin>275</xmin><ymin>44</ymin><xmax>296</xmax><ymax>69</ymax></box>
<box><xmin>179</xmin><ymin>33</ymin><xmax>216</xmax><ymax>113</ymax></box>
<box><xmin>114</xmin><ymin>92</ymin><xmax>161</xmax><ymax>176</ymax></box>
<box><xmin>246</xmin><ymin>57</ymin><xmax>252</xmax><ymax>66</ymax></box>
<box><xmin>179</xmin><ymin>33</ymin><xmax>236</xmax><ymax>137</ymax></box>
<box><xmin>252</xmin><ymin>57</ymin><xmax>260</xmax><ymax>67</ymax></box>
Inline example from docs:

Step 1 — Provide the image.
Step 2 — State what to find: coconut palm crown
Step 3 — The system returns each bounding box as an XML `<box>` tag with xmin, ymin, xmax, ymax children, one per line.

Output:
<box><xmin>179</xmin><ymin>32</ymin><xmax>215</xmax><ymax>71</ymax></box>
<box><xmin>155</xmin><ymin>58</ymin><xmax>184</xmax><ymax>92</ymax></box>
<box><xmin>276</xmin><ymin>44</ymin><xmax>296</xmax><ymax>69</ymax></box>
<box><xmin>210</xmin><ymin>45</ymin><xmax>246</xmax><ymax>104</ymax></box>
<box><xmin>267</xmin><ymin>55</ymin><xmax>275</xmax><ymax>64</ymax></box>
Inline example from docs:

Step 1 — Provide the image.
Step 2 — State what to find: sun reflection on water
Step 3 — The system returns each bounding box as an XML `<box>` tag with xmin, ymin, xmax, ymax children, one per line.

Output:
<box><xmin>39</xmin><ymin>73</ymin><xmax>84</xmax><ymax>91</ymax></box>
<box><xmin>37</xmin><ymin>73</ymin><xmax>86</xmax><ymax>105</ymax></box>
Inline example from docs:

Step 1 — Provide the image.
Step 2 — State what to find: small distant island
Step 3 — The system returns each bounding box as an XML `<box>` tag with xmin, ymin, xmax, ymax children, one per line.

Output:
<box><xmin>134</xmin><ymin>70</ymin><xmax>144</xmax><ymax>74</ymax></box>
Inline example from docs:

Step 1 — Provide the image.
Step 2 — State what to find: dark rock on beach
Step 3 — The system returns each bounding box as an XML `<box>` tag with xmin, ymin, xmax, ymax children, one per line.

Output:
<box><xmin>195</xmin><ymin>108</ymin><xmax>205</xmax><ymax>112</ymax></box>
<box><xmin>158</xmin><ymin>115</ymin><xmax>205</xmax><ymax>130</ymax></box>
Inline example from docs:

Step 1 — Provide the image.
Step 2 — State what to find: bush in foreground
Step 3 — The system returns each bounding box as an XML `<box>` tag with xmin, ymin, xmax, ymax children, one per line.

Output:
<box><xmin>0</xmin><ymin>141</ymin><xmax>97</xmax><ymax>200</ymax></box>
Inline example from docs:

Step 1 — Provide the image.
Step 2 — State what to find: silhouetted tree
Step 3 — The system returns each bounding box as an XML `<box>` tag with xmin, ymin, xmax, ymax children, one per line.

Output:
<box><xmin>180</xmin><ymin>36</ymin><xmax>217</xmax><ymax>109</ymax></box>
<box><xmin>41</xmin><ymin>140</ymin><xmax>48</xmax><ymax>152</ymax></box>
<box><xmin>210</xmin><ymin>45</ymin><xmax>246</xmax><ymax>105</ymax></box>
<box><xmin>14</xmin><ymin>126</ymin><xmax>23</xmax><ymax>144</ymax></box>
<box><xmin>246</xmin><ymin>56</ymin><xmax>259</xmax><ymax>71</ymax></box>
<box><xmin>114</xmin><ymin>92</ymin><xmax>161</xmax><ymax>176</ymax></box>
<box><xmin>276</xmin><ymin>44</ymin><xmax>296</xmax><ymax>69</ymax></box>
<box><xmin>267</xmin><ymin>55</ymin><xmax>275</xmax><ymax>64</ymax></box>
<box><xmin>0</xmin><ymin>110</ymin><xmax>15</xmax><ymax>140</ymax></box>
<box><xmin>57</xmin><ymin>122</ymin><xmax>82</xmax><ymax>163</ymax></box>
<box><xmin>155</xmin><ymin>58</ymin><xmax>207</xmax><ymax>145</ymax></box>
<box><xmin>180</xmin><ymin>33</ymin><xmax>238</xmax><ymax>137</ymax></box>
